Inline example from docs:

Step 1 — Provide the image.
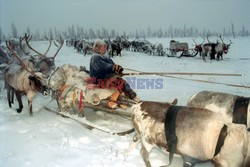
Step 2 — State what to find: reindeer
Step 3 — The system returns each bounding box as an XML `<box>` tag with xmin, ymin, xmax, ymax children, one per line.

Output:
<box><xmin>141</xmin><ymin>43</ymin><xmax>155</xmax><ymax>55</ymax></box>
<box><xmin>82</xmin><ymin>40</ymin><xmax>94</xmax><ymax>56</ymax></box>
<box><xmin>155</xmin><ymin>43</ymin><xmax>164</xmax><ymax>56</ymax></box>
<box><xmin>200</xmin><ymin>36</ymin><xmax>232</xmax><ymax>61</ymax></box>
<box><xmin>110</xmin><ymin>41</ymin><xmax>123</xmax><ymax>57</ymax></box>
<box><xmin>6</xmin><ymin>34</ymin><xmax>63</xmax><ymax>107</ymax></box>
<box><xmin>192</xmin><ymin>38</ymin><xmax>205</xmax><ymax>56</ymax></box>
<box><xmin>121</xmin><ymin>38</ymin><xmax>131</xmax><ymax>51</ymax></box>
<box><xmin>130</xmin><ymin>101</ymin><xmax>250</xmax><ymax>167</ymax></box>
<box><xmin>216</xmin><ymin>35</ymin><xmax>232</xmax><ymax>60</ymax></box>
<box><xmin>4</xmin><ymin>41</ymin><xmax>50</xmax><ymax>116</ymax></box>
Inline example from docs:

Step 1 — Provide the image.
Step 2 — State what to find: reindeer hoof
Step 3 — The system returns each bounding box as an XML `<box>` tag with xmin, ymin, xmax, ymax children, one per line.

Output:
<box><xmin>16</xmin><ymin>109</ymin><xmax>22</xmax><ymax>113</ymax></box>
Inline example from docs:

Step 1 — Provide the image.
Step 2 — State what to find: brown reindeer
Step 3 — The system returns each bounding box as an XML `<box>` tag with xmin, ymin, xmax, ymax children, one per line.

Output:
<box><xmin>4</xmin><ymin>41</ymin><xmax>50</xmax><ymax>116</ymax></box>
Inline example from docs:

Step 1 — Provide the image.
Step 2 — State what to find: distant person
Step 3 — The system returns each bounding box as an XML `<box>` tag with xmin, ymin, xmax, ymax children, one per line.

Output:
<box><xmin>89</xmin><ymin>39</ymin><xmax>140</xmax><ymax>102</ymax></box>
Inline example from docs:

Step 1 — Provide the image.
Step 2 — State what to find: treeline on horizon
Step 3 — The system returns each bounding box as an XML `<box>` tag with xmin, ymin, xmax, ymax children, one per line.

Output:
<box><xmin>0</xmin><ymin>23</ymin><xmax>249</xmax><ymax>41</ymax></box>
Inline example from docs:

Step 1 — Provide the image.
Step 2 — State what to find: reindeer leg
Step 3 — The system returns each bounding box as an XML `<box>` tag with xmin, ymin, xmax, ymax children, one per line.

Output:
<box><xmin>28</xmin><ymin>100</ymin><xmax>33</xmax><ymax>116</ymax></box>
<box><xmin>7</xmin><ymin>89</ymin><xmax>12</xmax><ymax>108</ymax></box>
<box><xmin>127</xmin><ymin>134</ymin><xmax>140</xmax><ymax>152</ymax></box>
<box><xmin>202</xmin><ymin>55</ymin><xmax>206</xmax><ymax>62</ymax></box>
<box><xmin>11</xmin><ymin>89</ymin><xmax>14</xmax><ymax>104</ymax></box>
<box><xmin>15</xmin><ymin>92</ymin><xmax>23</xmax><ymax>113</ymax></box>
<box><xmin>140</xmin><ymin>142</ymin><xmax>152</xmax><ymax>167</ymax></box>
<box><xmin>201</xmin><ymin>52</ymin><xmax>206</xmax><ymax>62</ymax></box>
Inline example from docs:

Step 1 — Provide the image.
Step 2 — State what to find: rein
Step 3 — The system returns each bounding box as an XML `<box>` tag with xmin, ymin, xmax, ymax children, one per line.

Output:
<box><xmin>164</xmin><ymin>105</ymin><xmax>182</xmax><ymax>166</ymax></box>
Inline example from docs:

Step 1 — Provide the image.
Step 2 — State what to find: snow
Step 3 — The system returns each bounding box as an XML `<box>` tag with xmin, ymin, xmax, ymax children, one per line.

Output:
<box><xmin>1</xmin><ymin>37</ymin><xmax>250</xmax><ymax>167</ymax></box>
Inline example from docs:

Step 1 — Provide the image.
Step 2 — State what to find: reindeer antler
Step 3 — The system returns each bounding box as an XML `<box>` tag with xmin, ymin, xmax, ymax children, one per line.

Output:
<box><xmin>193</xmin><ymin>38</ymin><xmax>205</xmax><ymax>46</ymax></box>
<box><xmin>53</xmin><ymin>36</ymin><xmax>64</xmax><ymax>59</ymax></box>
<box><xmin>192</xmin><ymin>38</ymin><xmax>197</xmax><ymax>46</ymax></box>
<box><xmin>27</xmin><ymin>34</ymin><xmax>32</xmax><ymax>41</ymax></box>
<box><xmin>19</xmin><ymin>36</ymin><xmax>30</xmax><ymax>55</ymax></box>
<box><xmin>6</xmin><ymin>40</ymin><xmax>34</xmax><ymax>74</ymax></box>
<box><xmin>43</xmin><ymin>36</ymin><xmax>52</xmax><ymax>57</ymax></box>
<box><xmin>206</xmin><ymin>35</ymin><xmax>211</xmax><ymax>43</ymax></box>
<box><xmin>201</xmin><ymin>37</ymin><xmax>205</xmax><ymax>44</ymax></box>
<box><xmin>219</xmin><ymin>35</ymin><xmax>225</xmax><ymax>43</ymax></box>
<box><xmin>24</xmin><ymin>33</ymin><xmax>43</xmax><ymax>56</ymax></box>
<box><xmin>228</xmin><ymin>38</ymin><xmax>233</xmax><ymax>45</ymax></box>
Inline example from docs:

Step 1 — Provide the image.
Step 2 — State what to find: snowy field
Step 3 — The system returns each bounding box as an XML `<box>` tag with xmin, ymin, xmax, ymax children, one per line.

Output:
<box><xmin>1</xmin><ymin>37</ymin><xmax>250</xmax><ymax>167</ymax></box>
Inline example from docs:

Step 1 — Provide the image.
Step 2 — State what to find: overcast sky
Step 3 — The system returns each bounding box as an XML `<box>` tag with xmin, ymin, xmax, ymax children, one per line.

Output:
<box><xmin>0</xmin><ymin>0</ymin><xmax>250</xmax><ymax>35</ymax></box>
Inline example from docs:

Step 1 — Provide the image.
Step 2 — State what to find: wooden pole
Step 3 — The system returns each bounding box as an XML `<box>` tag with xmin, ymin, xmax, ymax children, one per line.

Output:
<box><xmin>124</xmin><ymin>68</ymin><xmax>250</xmax><ymax>89</ymax></box>
<box><xmin>122</xmin><ymin>71</ymin><xmax>243</xmax><ymax>77</ymax></box>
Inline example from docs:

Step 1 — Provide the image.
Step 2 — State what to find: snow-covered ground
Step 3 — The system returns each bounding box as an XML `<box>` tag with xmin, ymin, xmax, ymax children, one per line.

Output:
<box><xmin>1</xmin><ymin>37</ymin><xmax>250</xmax><ymax>167</ymax></box>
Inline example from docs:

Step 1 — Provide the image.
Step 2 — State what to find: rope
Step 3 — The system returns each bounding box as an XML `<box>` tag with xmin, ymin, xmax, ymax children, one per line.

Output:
<box><xmin>37</xmin><ymin>98</ymin><xmax>54</xmax><ymax>112</ymax></box>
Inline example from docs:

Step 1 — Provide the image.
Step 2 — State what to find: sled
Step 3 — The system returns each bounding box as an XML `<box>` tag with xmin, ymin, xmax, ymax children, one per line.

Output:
<box><xmin>47</xmin><ymin>64</ymin><xmax>138</xmax><ymax>135</ymax></box>
<box><xmin>165</xmin><ymin>40</ymin><xmax>198</xmax><ymax>58</ymax></box>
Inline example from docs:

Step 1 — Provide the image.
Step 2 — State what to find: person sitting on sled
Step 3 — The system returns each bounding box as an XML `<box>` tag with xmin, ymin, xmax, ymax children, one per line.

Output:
<box><xmin>88</xmin><ymin>39</ymin><xmax>140</xmax><ymax>103</ymax></box>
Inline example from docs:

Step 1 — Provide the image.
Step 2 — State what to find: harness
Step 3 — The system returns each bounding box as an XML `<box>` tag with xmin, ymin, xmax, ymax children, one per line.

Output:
<box><xmin>164</xmin><ymin>105</ymin><xmax>182</xmax><ymax>166</ymax></box>
<box><xmin>232</xmin><ymin>97</ymin><xmax>249</xmax><ymax>125</ymax></box>
<box><xmin>214</xmin><ymin>125</ymin><xmax>227</xmax><ymax>156</ymax></box>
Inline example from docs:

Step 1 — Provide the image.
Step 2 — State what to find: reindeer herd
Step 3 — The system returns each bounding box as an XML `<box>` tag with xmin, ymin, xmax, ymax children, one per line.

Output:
<box><xmin>0</xmin><ymin>34</ymin><xmax>249</xmax><ymax>167</ymax></box>
<box><xmin>66</xmin><ymin>35</ymin><xmax>232</xmax><ymax>61</ymax></box>
<box><xmin>67</xmin><ymin>36</ymin><xmax>170</xmax><ymax>57</ymax></box>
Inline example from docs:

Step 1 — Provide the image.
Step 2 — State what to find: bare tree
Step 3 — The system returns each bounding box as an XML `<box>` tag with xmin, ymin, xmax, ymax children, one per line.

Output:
<box><xmin>35</xmin><ymin>28</ymin><xmax>40</xmax><ymax>41</ymax></box>
<box><xmin>11</xmin><ymin>22</ymin><xmax>18</xmax><ymax>38</ymax></box>
<box><xmin>0</xmin><ymin>26</ymin><xmax>3</xmax><ymax>41</ymax></box>
<box><xmin>26</xmin><ymin>26</ymin><xmax>31</xmax><ymax>36</ymax></box>
<box><xmin>231</xmin><ymin>23</ymin><xmax>235</xmax><ymax>39</ymax></box>
<box><xmin>49</xmin><ymin>28</ymin><xmax>54</xmax><ymax>39</ymax></box>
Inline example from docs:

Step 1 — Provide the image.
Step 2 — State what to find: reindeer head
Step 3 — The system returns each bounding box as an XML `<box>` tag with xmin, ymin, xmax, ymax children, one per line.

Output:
<box><xmin>28</xmin><ymin>72</ymin><xmax>50</xmax><ymax>96</ymax></box>
<box><xmin>219</xmin><ymin>35</ymin><xmax>232</xmax><ymax>54</ymax></box>
<box><xmin>192</xmin><ymin>38</ymin><xmax>205</xmax><ymax>52</ymax></box>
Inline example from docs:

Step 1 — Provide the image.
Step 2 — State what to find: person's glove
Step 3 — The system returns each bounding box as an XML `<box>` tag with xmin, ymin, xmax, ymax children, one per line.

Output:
<box><xmin>112</xmin><ymin>64</ymin><xmax>124</xmax><ymax>75</ymax></box>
